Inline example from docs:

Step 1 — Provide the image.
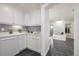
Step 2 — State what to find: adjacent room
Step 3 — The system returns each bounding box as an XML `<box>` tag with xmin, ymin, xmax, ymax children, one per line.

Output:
<box><xmin>47</xmin><ymin>4</ymin><xmax>74</xmax><ymax>56</ymax></box>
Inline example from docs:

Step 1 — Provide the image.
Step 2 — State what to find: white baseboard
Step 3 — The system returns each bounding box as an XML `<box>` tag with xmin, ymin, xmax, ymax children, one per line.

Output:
<box><xmin>41</xmin><ymin>45</ymin><xmax>50</xmax><ymax>56</ymax></box>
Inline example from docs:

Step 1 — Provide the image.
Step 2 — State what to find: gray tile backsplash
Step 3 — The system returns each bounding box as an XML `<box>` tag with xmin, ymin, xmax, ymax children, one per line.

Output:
<box><xmin>0</xmin><ymin>24</ymin><xmax>41</xmax><ymax>33</ymax></box>
<box><xmin>24</xmin><ymin>26</ymin><xmax>41</xmax><ymax>33</ymax></box>
<box><xmin>0</xmin><ymin>24</ymin><xmax>11</xmax><ymax>32</ymax></box>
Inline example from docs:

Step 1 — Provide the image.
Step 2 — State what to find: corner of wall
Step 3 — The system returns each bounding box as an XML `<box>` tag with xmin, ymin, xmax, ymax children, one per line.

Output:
<box><xmin>41</xmin><ymin>44</ymin><xmax>50</xmax><ymax>56</ymax></box>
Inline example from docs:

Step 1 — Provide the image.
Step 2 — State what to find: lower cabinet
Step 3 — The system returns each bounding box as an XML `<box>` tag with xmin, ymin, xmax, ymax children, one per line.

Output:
<box><xmin>27</xmin><ymin>36</ymin><xmax>40</xmax><ymax>53</ymax></box>
<box><xmin>0</xmin><ymin>34</ymin><xmax>40</xmax><ymax>56</ymax></box>
<box><xmin>0</xmin><ymin>36</ymin><xmax>20</xmax><ymax>56</ymax></box>
<box><xmin>18</xmin><ymin>35</ymin><xmax>27</xmax><ymax>51</ymax></box>
<box><xmin>0</xmin><ymin>35</ymin><xmax>27</xmax><ymax>56</ymax></box>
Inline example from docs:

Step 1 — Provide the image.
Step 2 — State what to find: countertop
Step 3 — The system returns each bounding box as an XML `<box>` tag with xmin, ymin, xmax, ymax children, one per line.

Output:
<box><xmin>0</xmin><ymin>32</ymin><xmax>26</xmax><ymax>38</ymax></box>
<box><xmin>0</xmin><ymin>32</ymin><xmax>41</xmax><ymax>38</ymax></box>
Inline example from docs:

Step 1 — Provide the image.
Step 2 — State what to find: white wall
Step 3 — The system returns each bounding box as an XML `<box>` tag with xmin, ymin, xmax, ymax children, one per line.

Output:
<box><xmin>52</xmin><ymin>20</ymin><xmax>66</xmax><ymax>41</ymax></box>
<box><xmin>53</xmin><ymin>20</ymin><xmax>65</xmax><ymax>35</ymax></box>
<box><xmin>74</xmin><ymin>4</ymin><xmax>79</xmax><ymax>56</ymax></box>
<box><xmin>41</xmin><ymin>4</ymin><xmax>50</xmax><ymax>56</ymax></box>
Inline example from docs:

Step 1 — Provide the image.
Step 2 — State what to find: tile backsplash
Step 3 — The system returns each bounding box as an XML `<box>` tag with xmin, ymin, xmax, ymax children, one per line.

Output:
<box><xmin>0</xmin><ymin>24</ymin><xmax>41</xmax><ymax>33</ymax></box>
<box><xmin>0</xmin><ymin>24</ymin><xmax>11</xmax><ymax>32</ymax></box>
<box><xmin>0</xmin><ymin>24</ymin><xmax>24</xmax><ymax>32</ymax></box>
<box><xmin>25</xmin><ymin>26</ymin><xmax>41</xmax><ymax>33</ymax></box>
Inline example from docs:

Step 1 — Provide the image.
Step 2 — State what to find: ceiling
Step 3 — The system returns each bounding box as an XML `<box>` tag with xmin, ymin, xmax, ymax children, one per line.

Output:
<box><xmin>49</xmin><ymin>4</ymin><xmax>74</xmax><ymax>23</ymax></box>
<box><xmin>10</xmin><ymin>3</ymin><xmax>41</xmax><ymax>11</ymax></box>
<box><xmin>1</xmin><ymin>3</ymin><xmax>41</xmax><ymax>12</ymax></box>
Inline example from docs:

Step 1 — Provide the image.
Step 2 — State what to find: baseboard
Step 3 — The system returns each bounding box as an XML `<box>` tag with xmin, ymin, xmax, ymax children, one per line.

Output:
<box><xmin>41</xmin><ymin>45</ymin><xmax>50</xmax><ymax>56</ymax></box>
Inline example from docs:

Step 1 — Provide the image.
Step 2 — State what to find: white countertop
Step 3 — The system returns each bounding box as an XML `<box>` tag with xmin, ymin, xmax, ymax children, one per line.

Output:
<box><xmin>0</xmin><ymin>32</ymin><xmax>26</xmax><ymax>38</ymax></box>
<box><xmin>0</xmin><ymin>32</ymin><xmax>41</xmax><ymax>38</ymax></box>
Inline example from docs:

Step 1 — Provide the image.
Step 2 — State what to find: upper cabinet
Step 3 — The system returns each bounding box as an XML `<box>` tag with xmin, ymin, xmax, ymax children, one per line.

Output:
<box><xmin>24</xmin><ymin>10</ymin><xmax>41</xmax><ymax>26</ymax></box>
<box><xmin>0</xmin><ymin>5</ymin><xmax>14</xmax><ymax>24</ymax></box>
<box><xmin>0</xmin><ymin>4</ymin><xmax>24</xmax><ymax>26</ymax></box>
<box><xmin>0</xmin><ymin>4</ymin><xmax>41</xmax><ymax>26</ymax></box>
<box><xmin>13</xmin><ymin>8</ymin><xmax>24</xmax><ymax>25</ymax></box>
<box><xmin>30</xmin><ymin>10</ymin><xmax>41</xmax><ymax>26</ymax></box>
<box><xmin>24</xmin><ymin>12</ymin><xmax>31</xmax><ymax>26</ymax></box>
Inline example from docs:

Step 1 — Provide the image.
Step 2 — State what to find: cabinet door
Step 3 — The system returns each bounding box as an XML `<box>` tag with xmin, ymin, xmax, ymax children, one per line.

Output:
<box><xmin>0</xmin><ymin>36</ymin><xmax>19</xmax><ymax>56</ymax></box>
<box><xmin>34</xmin><ymin>37</ymin><xmax>40</xmax><ymax>53</ymax></box>
<box><xmin>19</xmin><ymin>35</ymin><xmax>27</xmax><ymax>51</ymax></box>
<box><xmin>24</xmin><ymin>10</ymin><xmax>41</xmax><ymax>26</ymax></box>
<box><xmin>14</xmin><ymin>9</ymin><xmax>24</xmax><ymax>25</ymax></box>
<box><xmin>30</xmin><ymin>10</ymin><xmax>41</xmax><ymax>26</ymax></box>
<box><xmin>27</xmin><ymin>36</ymin><xmax>40</xmax><ymax>53</ymax></box>
<box><xmin>27</xmin><ymin>36</ymin><xmax>35</xmax><ymax>50</ymax></box>
<box><xmin>24</xmin><ymin>12</ymin><xmax>31</xmax><ymax>26</ymax></box>
<box><xmin>0</xmin><ymin>5</ymin><xmax>14</xmax><ymax>24</ymax></box>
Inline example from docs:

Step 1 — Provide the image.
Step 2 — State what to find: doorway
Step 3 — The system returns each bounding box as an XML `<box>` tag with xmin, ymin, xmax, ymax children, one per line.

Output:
<box><xmin>47</xmin><ymin>4</ymin><xmax>74</xmax><ymax>56</ymax></box>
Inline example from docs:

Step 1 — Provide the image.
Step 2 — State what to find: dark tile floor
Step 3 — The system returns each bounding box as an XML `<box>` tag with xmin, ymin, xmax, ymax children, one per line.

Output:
<box><xmin>16</xmin><ymin>38</ymin><xmax>74</xmax><ymax>56</ymax></box>
<box><xmin>46</xmin><ymin>38</ymin><xmax>74</xmax><ymax>56</ymax></box>
<box><xmin>15</xmin><ymin>48</ymin><xmax>41</xmax><ymax>56</ymax></box>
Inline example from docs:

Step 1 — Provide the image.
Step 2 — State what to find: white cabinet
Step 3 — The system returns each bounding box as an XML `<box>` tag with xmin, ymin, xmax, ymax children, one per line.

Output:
<box><xmin>0</xmin><ymin>34</ymin><xmax>27</xmax><ymax>56</ymax></box>
<box><xmin>0</xmin><ymin>36</ymin><xmax>19</xmax><ymax>56</ymax></box>
<box><xmin>14</xmin><ymin>9</ymin><xmax>24</xmax><ymax>25</ymax></box>
<box><xmin>24</xmin><ymin>10</ymin><xmax>41</xmax><ymax>26</ymax></box>
<box><xmin>0</xmin><ymin>34</ymin><xmax>40</xmax><ymax>56</ymax></box>
<box><xmin>27</xmin><ymin>36</ymin><xmax>40</xmax><ymax>53</ymax></box>
<box><xmin>0</xmin><ymin>4</ymin><xmax>41</xmax><ymax>26</ymax></box>
<box><xmin>24</xmin><ymin>12</ymin><xmax>31</xmax><ymax>26</ymax></box>
<box><xmin>0</xmin><ymin>4</ymin><xmax>24</xmax><ymax>25</ymax></box>
<box><xmin>30</xmin><ymin>10</ymin><xmax>41</xmax><ymax>26</ymax></box>
<box><xmin>19</xmin><ymin>35</ymin><xmax>27</xmax><ymax>51</ymax></box>
<box><xmin>0</xmin><ymin>5</ymin><xmax>14</xmax><ymax>24</ymax></box>
<box><xmin>34</xmin><ymin>37</ymin><xmax>40</xmax><ymax>52</ymax></box>
<box><xmin>27</xmin><ymin>36</ymin><xmax>34</xmax><ymax>49</ymax></box>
